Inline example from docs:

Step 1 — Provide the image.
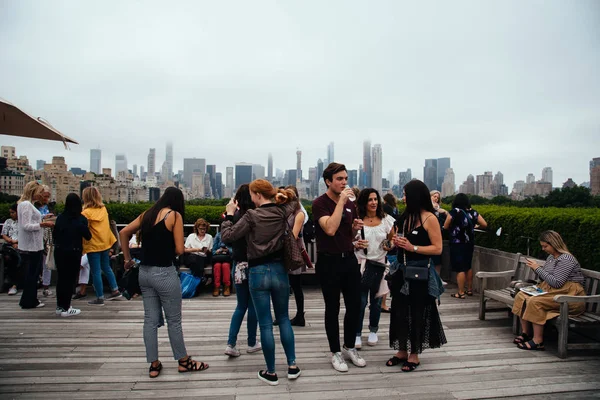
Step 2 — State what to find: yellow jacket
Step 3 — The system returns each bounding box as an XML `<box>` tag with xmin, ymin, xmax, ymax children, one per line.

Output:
<box><xmin>82</xmin><ymin>206</ymin><xmax>116</xmax><ymax>253</ymax></box>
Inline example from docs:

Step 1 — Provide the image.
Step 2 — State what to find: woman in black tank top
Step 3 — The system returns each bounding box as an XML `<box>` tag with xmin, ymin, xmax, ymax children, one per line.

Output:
<box><xmin>388</xmin><ymin>180</ymin><xmax>447</xmax><ymax>372</ymax></box>
<box><xmin>120</xmin><ymin>187</ymin><xmax>209</xmax><ymax>378</ymax></box>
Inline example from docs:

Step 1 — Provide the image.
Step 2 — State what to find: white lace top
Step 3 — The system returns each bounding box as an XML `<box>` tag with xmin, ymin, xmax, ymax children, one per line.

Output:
<box><xmin>17</xmin><ymin>201</ymin><xmax>44</xmax><ymax>252</ymax></box>
<box><xmin>355</xmin><ymin>214</ymin><xmax>396</xmax><ymax>263</ymax></box>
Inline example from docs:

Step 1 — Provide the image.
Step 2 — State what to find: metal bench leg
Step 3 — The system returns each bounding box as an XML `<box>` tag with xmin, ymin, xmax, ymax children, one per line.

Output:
<box><xmin>557</xmin><ymin>302</ymin><xmax>569</xmax><ymax>359</ymax></box>
<box><xmin>478</xmin><ymin>278</ymin><xmax>487</xmax><ymax>321</ymax></box>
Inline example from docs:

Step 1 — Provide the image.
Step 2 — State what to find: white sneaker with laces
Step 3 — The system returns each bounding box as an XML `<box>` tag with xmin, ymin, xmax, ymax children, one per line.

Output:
<box><xmin>247</xmin><ymin>342</ymin><xmax>262</xmax><ymax>353</ymax></box>
<box><xmin>35</xmin><ymin>302</ymin><xmax>46</xmax><ymax>308</ymax></box>
<box><xmin>224</xmin><ymin>345</ymin><xmax>241</xmax><ymax>357</ymax></box>
<box><xmin>331</xmin><ymin>352</ymin><xmax>348</xmax><ymax>372</ymax></box>
<box><xmin>8</xmin><ymin>287</ymin><xmax>17</xmax><ymax>296</ymax></box>
<box><xmin>355</xmin><ymin>336</ymin><xmax>362</xmax><ymax>349</ymax></box>
<box><xmin>342</xmin><ymin>346</ymin><xmax>366</xmax><ymax>367</ymax></box>
<box><xmin>367</xmin><ymin>332</ymin><xmax>378</xmax><ymax>346</ymax></box>
<box><xmin>61</xmin><ymin>307</ymin><xmax>81</xmax><ymax>317</ymax></box>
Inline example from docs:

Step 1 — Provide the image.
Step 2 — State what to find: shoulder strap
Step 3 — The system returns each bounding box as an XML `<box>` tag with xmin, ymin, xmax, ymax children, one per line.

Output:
<box><xmin>161</xmin><ymin>210</ymin><xmax>173</xmax><ymax>223</ymax></box>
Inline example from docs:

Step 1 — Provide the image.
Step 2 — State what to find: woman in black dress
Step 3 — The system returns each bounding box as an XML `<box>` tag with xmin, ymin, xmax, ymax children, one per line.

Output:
<box><xmin>387</xmin><ymin>179</ymin><xmax>447</xmax><ymax>372</ymax></box>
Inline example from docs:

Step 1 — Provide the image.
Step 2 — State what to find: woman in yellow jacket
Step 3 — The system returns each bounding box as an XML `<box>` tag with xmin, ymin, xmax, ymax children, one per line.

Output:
<box><xmin>82</xmin><ymin>187</ymin><xmax>122</xmax><ymax>305</ymax></box>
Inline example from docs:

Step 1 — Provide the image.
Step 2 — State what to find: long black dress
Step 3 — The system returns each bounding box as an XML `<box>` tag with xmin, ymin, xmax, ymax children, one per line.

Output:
<box><xmin>389</xmin><ymin>224</ymin><xmax>447</xmax><ymax>354</ymax></box>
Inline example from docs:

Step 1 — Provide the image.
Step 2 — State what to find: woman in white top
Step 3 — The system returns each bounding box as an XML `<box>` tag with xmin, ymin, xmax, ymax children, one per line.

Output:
<box><xmin>182</xmin><ymin>218</ymin><xmax>213</xmax><ymax>278</ymax></box>
<box><xmin>18</xmin><ymin>181</ymin><xmax>55</xmax><ymax>309</ymax></box>
<box><xmin>353</xmin><ymin>188</ymin><xmax>396</xmax><ymax>348</ymax></box>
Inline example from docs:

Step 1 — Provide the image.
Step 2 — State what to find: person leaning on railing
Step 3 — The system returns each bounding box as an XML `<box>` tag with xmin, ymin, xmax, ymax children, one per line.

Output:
<box><xmin>512</xmin><ymin>230</ymin><xmax>585</xmax><ymax>351</ymax></box>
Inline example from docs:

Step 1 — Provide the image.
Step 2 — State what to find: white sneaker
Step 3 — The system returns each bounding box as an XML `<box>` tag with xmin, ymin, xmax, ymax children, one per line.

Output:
<box><xmin>355</xmin><ymin>336</ymin><xmax>362</xmax><ymax>349</ymax></box>
<box><xmin>331</xmin><ymin>352</ymin><xmax>348</xmax><ymax>372</ymax></box>
<box><xmin>61</xmin><ymin>307</ymin><xmax>81</xmax><ymax>317</ymax></box>
<box><xmin>8</xmin><ymin>287</ymin><xmax>17</xmax><ymax>295</ymax></box>
<box><xmin>224</xmin><ymin>345</ymin><xmax>241</xmax><ymax>357</ymax></box>
<box><xmin>442</xmin><ymin>280</ymin><xmax>448</xmax><ymax>286</ymax></box>
<box><xmin>56</xmin><ymin>307</ymin><xmax>65</xmax><ymax>315</ymax></box>
<box><xmin>342</xmin><ymin>346</ymin><xmax>366</xmax><ymax>367</ymax></box>
<box><xmin>42</xmin><ymin>289</ymin><xmax>53</xmax><ymax>297</ymax></box>
<box><xmin>36</xmin><ymin>302</ymin><xmax>46</xmax><ymax>308</ymax></box>
<box><xmin>247</xmin><ymin>342</ymin><xmax>262</xmax><ymax>353</ymax></box>
<box><xmin>367</xmin><ymin>332</ymin><xmax>378</xmax><ymax>346</ymax></box>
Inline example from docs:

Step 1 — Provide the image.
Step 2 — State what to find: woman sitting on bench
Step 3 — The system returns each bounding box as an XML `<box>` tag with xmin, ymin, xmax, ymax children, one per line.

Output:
<box><xmin>513</xmin><ymin>230</ymin><xmax>585</xmax><ymax>350</ymax></box>
<box><xmin>181</xmin><ymin>218</ymin><xmax>213</xmax><ymax>278</ymax></box>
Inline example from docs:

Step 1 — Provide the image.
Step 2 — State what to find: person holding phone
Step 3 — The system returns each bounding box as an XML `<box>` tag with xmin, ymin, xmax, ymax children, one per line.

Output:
<box><xmin>181</xmin><ymin>218</ymin><xmax>213</xmax><ymax>280</ymax></box>
<box><xmin>512</xmin><ymin>231</ymin><xmax>585</xmax><ymax>351</ymax></box>
<box><xmin>312</xmin><ymin>162</ymin><xmax>366</xmax><ymax>372</ymax></box>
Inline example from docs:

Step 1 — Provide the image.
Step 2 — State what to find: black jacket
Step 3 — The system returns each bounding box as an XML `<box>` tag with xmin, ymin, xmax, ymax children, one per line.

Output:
<box><xmin>53</xmin><ymin>213</ymin><xmax>92</xmax><ymax>251</ymax></box>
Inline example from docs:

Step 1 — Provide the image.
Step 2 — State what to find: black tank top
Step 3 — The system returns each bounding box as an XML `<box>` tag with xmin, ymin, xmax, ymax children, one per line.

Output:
<box><xmin>403</xmin><ymin>216</ymin><xmax>432</xmax><ymax>263</ymax></box>
<box><xmin>141</xmin><ymin>211</ymin><xmax>176</xmax><ymax>267</ymax></box>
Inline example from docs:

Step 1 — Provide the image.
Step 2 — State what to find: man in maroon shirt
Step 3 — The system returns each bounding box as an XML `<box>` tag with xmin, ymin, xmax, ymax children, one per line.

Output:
<box><xmin>312</xmin><ymin>162</ymin><xmax>366</xmax><ymax>372</ymax></box>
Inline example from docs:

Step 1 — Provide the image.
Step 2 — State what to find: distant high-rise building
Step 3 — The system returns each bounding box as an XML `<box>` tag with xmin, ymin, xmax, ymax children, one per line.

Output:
<box><xmin>541</xmin><ymin>167</ymin><xmax>553</xmax><ymax>186</ymax></box>
<box><xmin>132</xmin><ymin>164</ymin><xmax>138</xmax><ymax>177</ymax></box>
<box><xmin>387</xmin><ymin>170</ymin><xmax>396</xmax><ymax>188</ymax></box>
<box><xmin>436</xmin><ymin>157</ymin><xmax>451</xmax><ymax>191</ymax></box>
<box><xmin>90</xmin><ymin>149</ymin><xmax>101</xmax><ymax>174</ymax></box>
<box><xmin>36</xmin><ymin>160</ymin><xmax>46</xmax><ymax>170</ymax></box>
<box><xmin>296</xmin><ymin>150</ymin><xmax>302</xmax><ymax>184</ymax></box>
<box><xmin>140</xmin><ymin>166</ymin><xmax>145</xmax><ymax>180</ymax></box>
<box><xmin>165</xmin><ymin>142</ymin><xmax>173</xmax><ymax>180</ymax></box>
<box><xmin>317</xmin><ymin>159</ymin><xmax>324</xmax><ymax>182</ymax></box>
<box><xmin>115</xmin><ymin>154</ymin><xmax>127</xmax><ymax>177</ymax></box>
<box><xmin>206</xmin><ymin>165</ymin><xmax>217</xmax><ymax>198</ymax></box>
<box><xmin>147</xmin><ymin>148</ymin><xmax>156</xmax><ymax>175</ymax></box>
<box><xmin>235</xmin><ymin>163</ymin><xmax>253</xmax><ymax>189</ymax></box>
<box><xmin>215</xmin><ymin>172</ymin><xmax>223</xmax><ymax>199</ymax></box>
<box><xmin>441</xmin><ymin>168</ymin><xmax>455</xmax><ymax>198</ymax></box>
<box><xmin>398</xmin><ymin>169</ymin><xmax>412</xmax><ymax>192</ymax></box>
<box><xmin>372</xmin><ymin>144</ymin><xmax>382</xmax><ymax>194</ymax></box>
<box><xmin>476</xmin><ymin>171</ymin><xmax>493</xmax><ymax>198</ymax></box>
<box><xmin>1</xmin><ymin>146</ymin><xmax>16</xmax><ymax>159</ymax></box>
<box><xmin>459</xmin><ymin>174</ymin><xmax>476</xmax><ymax>195</ymax></box>
<box><xmin>362</xmin><ymin>141</ymin><xmax>372</xmax><ymax>188</ymax></box>
<box><xmin>590</xmin><ymin>157</ymin><xmax>600</xmax><ymax>195</ymax></box>
<box><xmin>327</xmin><ymin>142</ymin><xmax>334</xmax><ymax>164</ymax></box>
<box><xmin>512</xmin><ymin>180</ymin><xmax>526</xmax><ymax>198</ymax></box>
<box><xmin>267</xmin><ymin>153</ymin><xmax>273</xmax><ymax>181</ymax></box>
<box><xmin>252</xmin><ymin>164</ymin><xmax>265</xmax><ymax>180</ymax></box>
<box><xmin>285</xmin><ymin>169</ymin><xmax>298</xmax><ymax>187</ymax></box>
<box><xmin>225</xmin><ymin>167</ymin><xmax>234</xmax><ymax>197</ymax></box>
<box><xmin>183</xmin><ymin>158</ymin><xmax>206</xmax><ymax>188</ymax></box>
<box><xmin>423</xmin><ymin>159</ymin><xmax>437</xmax><ymax>191</ymax></box>
<box><xmin>308</xmin><ymin>167</ymin><xmax>318</xmax><ymax>198</ymax></box>
<box><xmin>275</xmin><ymin>168</ymin><xmax>284</xmax><ymax>180</ymax></box>
<box><xmin>563</xmin><ymin>178</ymin><xmax>577</xmax><ymax>189</ymax></box>
<box><xmin>526</xmin><ymin>173</ymin><xmax>535</xmax><ymax>184</ymax></box>
<box><xmin>491</xmin><ymin>171</ymin><xmax>508</xmax><ymax>196</ymax></box>
<box><xmin>348</xmin><ymin>170</ymin><xmax>358</xmax><ymax>188</ymax></box>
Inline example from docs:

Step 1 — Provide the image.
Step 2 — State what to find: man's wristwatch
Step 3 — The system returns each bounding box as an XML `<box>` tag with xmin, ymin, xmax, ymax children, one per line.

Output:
<box><xmin>413</xmin><ymin>245</ymin><xmax>419</xmax><ymax>253</ymax></box>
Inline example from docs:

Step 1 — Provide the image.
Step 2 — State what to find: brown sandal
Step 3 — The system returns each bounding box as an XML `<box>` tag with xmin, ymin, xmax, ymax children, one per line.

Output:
<box><xmin>178</xmin><ymin>356</ymin><xmax>209</xmax><ymax>373</ymax></box>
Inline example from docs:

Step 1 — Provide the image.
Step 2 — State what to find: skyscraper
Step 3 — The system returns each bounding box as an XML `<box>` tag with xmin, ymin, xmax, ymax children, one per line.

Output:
<box><xmin>348</xmin><ymin>170</ymin><xmax>358</xmax><ymax>188</ymax></box>
<box><xmin>225</xmin><ymin>167</ymin><xmax>234</xmax><ymax>197</ymax></box>
<box><xmin>541</xmin><ymin>167</ymin><xmax>553</xmax><ymax>186</ymax></box>
<box><xmin>296</xmin><ymin>150</ymin><xmax>302</xmax><ymax>184</ymax></box>
<box><xmin>327</xmin><ymin>142</ymin><xmax>334</xmax><ymax>164</ymax></box>
<box><xmin>183</xmin><ymin>158</ymin><xmax>206</xmax><ymax>188</ymax></box>
<box><xmin>362</xmin><ymin>140</ymin><xmax>372</xmax><ymax>188</ymax></box>
<box><xmin>132</xmin><ymin>164</ymin><xmax>138</xmax><ymax>177</ymax></box>
<box><xmin>476</xmin><ymin>171</ymin><xmax>493</xmax><ymax>198</ymax></box>
<box><xmin>590</xmin><ymin>157</ymin><xmax>600</xmax><ymax>196</ymax></box>
<box><xmin>309</xmin><ymin>167</ymin><xmax>318</xmax><ymax>198</ymax></box>
<box><xmin>165</xmin><ymin>142</ymin><xmax>173</xmax><ymax>180</ymax></box>
<box><xmin>115</xmin><ymin>154</ymin><xmax>127</xmax><ymax>177</ymax></box>
<box><xmin>317</xmin><ymin>159</ymin><xmax>324</xmax><ymax>182</ymax></box>
<box><xmin>398</xmin><ymin>169</ymin><xmax>412</xmax><ymax>192</ymax></box>
<box><xmin>140</xmin><ymin>166</ymin><xmax>145</xmax><ymax>180</ymax></box>
<box><xmin>235</xmin><ymin>163</ymin><xmax>253</xmax><ymax>189</ymax></box>
<box><xmin>206</xmin><ymin>165</ymin><xmax>217</xmax><ymax>198</ymax></box>
<box><xmin>252</xmin><ymin>164</ymin><xmax>265</xmax><ymax>180</ymax></box>
<box><xmin>90</xmin><ymin>149</ymin><xmax>101</xmax><ymax>174</ymax></box>
<box><xmin>526</xmin><ymin>173</ymin><xmax>535</xmax><ymax>184</ymax></box>
<box><xmin>36</xmin><ymin>160</ymin><xmax>46</xmax><ymax>170</ymax></box>
<box><xmin>215</xmin><ymin>172</ymin><xmax>223</xmax><ymax>199</ymax></box>
<box><xmin>423</xmin><ymin>159</ymin><xmax>437</xmax><ymax>191</ymax></box>
<box><xmin>147</xmin><ymin>148</ymin><xmax>156</xmax><ymax>175</ymax></box>
<box><xmin>372</xmin><ymin>144</ymin><xmax>382</xmax><ymax>194</ymax></box>
<box><xmin>459</xmin><ymin>174</ymin><xmax>476</xmax><ymax>195</ymax></box>
<box><xmin>267</xmin><ymin>153</ymin><xmax>273</xmax><ymax>181</ymax></box>
<box><xmin>436</xmin><ymin>157</ymin><xmax>451</xmax><ymax>191</ymax></box>
<box><xmin>441</xmin><ymin>168</ymin><xmax>455</xmax><ymax>198</ymax></box>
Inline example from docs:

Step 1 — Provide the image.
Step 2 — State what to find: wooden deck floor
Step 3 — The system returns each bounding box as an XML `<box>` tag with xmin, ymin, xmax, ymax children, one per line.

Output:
<box><xmin>1</xmin><ymin>286</ymin><xmax>600</xmax><ymax>400</ymax></box>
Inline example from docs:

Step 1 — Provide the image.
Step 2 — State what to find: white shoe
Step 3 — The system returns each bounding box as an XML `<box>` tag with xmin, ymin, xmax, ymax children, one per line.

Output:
<box><xmin>342</xmin><ymin>346</ymin><xmax>366</xmax><ymax>367</ymax></box>
<box><xmin>367</xmin><ymin>332</ymin><xmax>378</xmax><ymax>346</ymax></box>
<box><xmin>355</xmin><ymin>336</ymin><xmax>362</xmax><ymax>349</ymax></box>
<box><xmin>56</xmin><ymin>307</ymin><xmax>65</xmax><ymax>315</ymax></box>
<box><xmin>247</xmin><ymin>342</ymin><xmax>262</xmax><ymax>353</ymax></box>
<box><xmin>36</xmin><ymin>302</ymin><xmax>46</xmax><ymax>308</ymax></box>
<box><xmin>61</xmin><ymin>307</ymin><xmax>81</xmax><ymax>317</ymax></box>
<box><xmin>224</xmin><ymin>345</ymin><xmax>241</xmax><ymax>357</ymax></box>
<box><xmin>331</xmin><ymin>352</ymin><xmax>348</xmax><ymax>372</ymax></box>
<box><xmin>42</xmin><ymin>289</ymin><xmax>53</xmax><ymax>297</ymax></box>
<box><xmin>8</xmin><ymin>287</ymin><xmax>17</xmax><ymax>295</ymax></box>
<box><xmin>442</xmin><ymin>280</ymin><xmax>448</xmax><ymax>286</ymax></box>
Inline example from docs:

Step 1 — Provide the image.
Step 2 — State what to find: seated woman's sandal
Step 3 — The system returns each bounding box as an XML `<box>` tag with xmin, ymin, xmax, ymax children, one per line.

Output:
<box><xmin>517</xmin><ymin>340</ymin><xmax>544</xmax><ymax>351</ymax></box>
<box><xmin>513</xmin><ymin>333</ymin><xmax>532</xmax><ymax>344</ymax></box>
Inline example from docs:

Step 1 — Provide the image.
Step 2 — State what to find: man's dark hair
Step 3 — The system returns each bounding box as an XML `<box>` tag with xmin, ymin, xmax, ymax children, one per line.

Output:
<box><xmin>322</xmin><ymin>162</ymin><xmax>346</xmax><ymax>188</ymax></box>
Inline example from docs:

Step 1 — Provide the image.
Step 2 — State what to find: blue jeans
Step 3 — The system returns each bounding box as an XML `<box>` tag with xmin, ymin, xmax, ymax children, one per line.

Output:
<box><xmin>249</xmin><ymin>262</ymin><xmax>296</xmax><ymax>373</ymax></box>
<box><xmin>356</xmin><ymin>285</ymin><xmax>382</xmax><ymax>336</ymax></box>
<box><xmin>88</xmin><ymin>250</ymin><xmax>118</xmax><ymax>298</ymax></box>
<box><xmin>227</xmin><ymin>264</ymin><xmax>258</xmax><ymax>347</ymax></box>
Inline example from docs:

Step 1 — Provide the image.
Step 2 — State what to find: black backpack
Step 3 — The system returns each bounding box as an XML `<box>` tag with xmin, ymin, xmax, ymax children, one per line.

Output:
<box><xmin>302</xmin><ymin>217</ymin><xmax>316</xmax><ymax>245</ymax></box>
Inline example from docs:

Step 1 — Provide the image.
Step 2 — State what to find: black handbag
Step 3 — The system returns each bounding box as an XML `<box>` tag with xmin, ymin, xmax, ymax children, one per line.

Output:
<box><xmin>400</xmin><ymin>226</ymin><xmax>429</xmax><ymax>282</ymax></box>
<box><xmin>361</xmin><ymin>260</ymin><xmax>387</xmax><ymax>290</ymax></box>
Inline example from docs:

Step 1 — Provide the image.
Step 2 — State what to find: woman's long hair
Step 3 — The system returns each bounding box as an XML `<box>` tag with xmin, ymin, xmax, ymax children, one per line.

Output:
<box><xmin>452</xmin><ymin>193</ymin><xmax>470</xmax><ymax>210</ymax></box>
<box><xmin>140</xmin><ymin>187</ymin><xmax>185</xmax><ymax>238</ymax></box>
<box><xmin>234</xmin><ymin>184</ymin><xmax>255</xmax><ymax>216</ymax></box>
<box><xmin>18</xmin><ymin>181</ymin><xmax>41</xmax><ymax>204</ymax></box>
<box><xmin>82</xmin><ymin>186</ymin><xmax>104</xmax><ymax>209</ymax></box>
<box><xmin>284</xmin><ymin>185</ymin><xmax>302</xmax><ymax>213</ymax></box>
<box><xmin>399</xmin><ymin>179</ymin><xmax>435</xmax><ymax>232</ymax></box>
<box><xmin>63</xmin><ymin>193</ymin><xmax>83</xmax><ymax>217</ymax></box>
<box><xmin>539</xmin><ymin>230</ymin><xmax>571</xmax><ymax>255</ymax></box>
<box><xmin>249</xmin><ymin>179</ymin><xmax>296</xmax><ymax>206</ymax></box>
<box><xmin>356</xmin><ymin>188</ymin><xmax>385</xmax><ymax>220</ymax></box>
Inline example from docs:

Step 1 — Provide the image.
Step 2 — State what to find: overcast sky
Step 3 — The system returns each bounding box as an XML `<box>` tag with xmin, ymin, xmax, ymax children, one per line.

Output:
<box><xmin>1</xmin><ymin>0</ymin><xmax>599</xmax><ymax>189</ymax></box>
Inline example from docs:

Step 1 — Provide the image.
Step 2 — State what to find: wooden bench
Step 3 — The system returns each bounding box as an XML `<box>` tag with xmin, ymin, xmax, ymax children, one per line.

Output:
<box><xmin>476</xmin><ymin>254</ymin><xmax>600</xmax><ymax>358</ymax></box>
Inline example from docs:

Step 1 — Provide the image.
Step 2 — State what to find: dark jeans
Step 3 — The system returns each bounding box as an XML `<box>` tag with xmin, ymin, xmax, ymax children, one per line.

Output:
<box><xmin>227</xmin><ymin>264</ymin><xmax>258</xmax><ymax>348</ymax></box>
<box><xmin>55</xmin><ymin>248</ymin><xmax>82</xmax><ymax>311</ymax></box>
<box><xmin>357</xmin><ymin>279</ymin><xmax>382</xmax><ymax>336</ymax></box>
<box><xmin>19</xmin><ymin>250</ymin><xmax>44</xmax><ymax>309</ymax></box>
<box><xmin>289</xmin><ymin>274</ymin><xmax>304</xmax><ymax>316</ymax></box>
<box><xmin>181</xmin><ymin>253</ymin><xmax>207</xmax><ymax>278</ymax></box>
<box><xmin>316</xmin><ymin>253</ymin><xmax>361</xmax><ymax>353</ymax></box>
<box><xmin>2</xmin><ymin>245</ymin><xmax>22</xmax><ymax>289</ymax></box>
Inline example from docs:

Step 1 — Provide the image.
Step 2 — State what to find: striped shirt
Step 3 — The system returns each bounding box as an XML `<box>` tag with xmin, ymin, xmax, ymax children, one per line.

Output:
<box><xmin>535</xmin><ymin>253</ymin><xmax>584</xmax><ymax>289</ymax></box>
